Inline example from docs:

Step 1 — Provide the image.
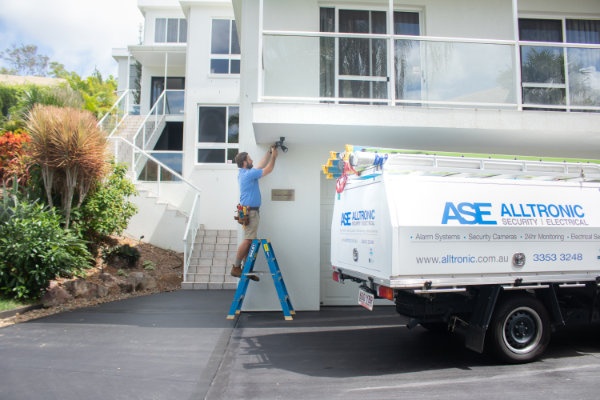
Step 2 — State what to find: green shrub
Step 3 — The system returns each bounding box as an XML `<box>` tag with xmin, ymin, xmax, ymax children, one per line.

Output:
<box><xmin>0</xmin><ymin>195</ymin><xmax>92</xmax><ymax>300</ymax></box>
<box><xmin>143</xmin><ymin>260</ymin><xmax>155</xmax><ymax>271</ymax></box>
<box><xmin>102</xmin><ymin>244</ymin><xmax>141</xmax><ymax>268</ymax></box>
<box><xmin>74</xmin><ymin>162</ymin><xmax>137</xmax><ymax>242</ymax></box>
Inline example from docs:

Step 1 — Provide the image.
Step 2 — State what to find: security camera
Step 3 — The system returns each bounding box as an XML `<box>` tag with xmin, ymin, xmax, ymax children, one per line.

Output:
<box><xmin>274</xmin><ymin>136</ymin><xmax>288</xmax><ymax>153</ymax></box>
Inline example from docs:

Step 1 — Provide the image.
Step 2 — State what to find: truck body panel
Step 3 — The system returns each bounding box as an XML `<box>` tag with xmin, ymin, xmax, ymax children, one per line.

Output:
<box><xmin>331</xmin><ymin>154</ymin><xmax>600</xmax><ymax>290</ymax></box>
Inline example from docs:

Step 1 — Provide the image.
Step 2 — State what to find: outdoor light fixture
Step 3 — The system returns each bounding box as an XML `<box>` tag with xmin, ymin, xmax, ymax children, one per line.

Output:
<box><xmin>274</xmin><ymin>136</ymin><xmax>288</xmax><ymax>153</ymax></box>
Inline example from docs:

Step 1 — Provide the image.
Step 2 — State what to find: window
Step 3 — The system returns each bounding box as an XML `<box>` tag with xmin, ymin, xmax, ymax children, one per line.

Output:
<box><xmin>320</xmin><ymin>8</ymin><xmax>420</xmax><ymax>103</ymax></box>
<box><xmin>519</xmin><ymin>18</ymin><xmax>600</xmax><ymax>109</ymax></box>
<box><xmin>150</xmin><ymin>77</ymin><xmax>185</xmax><ymax>113</ymax></box>
<box><xmin>128</xmin><ymin>61</ymin><xmax>141</xmax><ymax>113</ymax></box>
<box><xmin>155</xmin><ymin>18</ymin><xmax>187</xmax><ymax>43</ymax></box>
<box><xmin>197</xmin><ymin>106</ymin><xmax>239</xmax><ymax>163</ymax></box>
<box><xmin>210</xmin><ymin>19</ymin><xmax>240</xmax><ymax>74</ymax></box>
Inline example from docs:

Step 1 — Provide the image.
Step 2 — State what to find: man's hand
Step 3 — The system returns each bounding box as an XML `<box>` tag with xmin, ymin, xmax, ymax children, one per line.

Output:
<box><xmin>271</xmin><ymin>145</ymin><xmax>278</xmax><ymax>158</ymax></box>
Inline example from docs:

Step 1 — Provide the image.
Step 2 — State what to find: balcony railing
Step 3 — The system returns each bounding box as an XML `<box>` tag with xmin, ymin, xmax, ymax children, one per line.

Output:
<box><xmin>261</xmin><ymin>31</ymin><xmax>600</xmax><ymax>112</ymax></box>
<box><xmin>133</xmin><ymin>90</ymin><xmax>185</xmax><ymax>150</ymax></box>
<box><xmin>98</xmin><ymin>89</ymin><xmax>140</xmax><ymax>136</ymax></box>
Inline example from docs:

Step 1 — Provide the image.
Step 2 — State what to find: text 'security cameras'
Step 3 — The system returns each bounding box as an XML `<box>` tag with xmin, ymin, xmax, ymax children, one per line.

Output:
<box><xmin>274</xmin><ymin>136</ymin><xmax>288</xmax><ymax>153</ymax></box>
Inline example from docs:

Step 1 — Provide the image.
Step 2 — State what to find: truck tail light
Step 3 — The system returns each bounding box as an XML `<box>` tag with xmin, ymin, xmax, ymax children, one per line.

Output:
<box><xmin>378</xmin><ymin>285</ymin><xmax>394</xmax><ymax>300</ymax></box>
<box><xmin>332</xmin><ymin>271</ymin><xmax>341</xmax><ymax>282</ymax></box>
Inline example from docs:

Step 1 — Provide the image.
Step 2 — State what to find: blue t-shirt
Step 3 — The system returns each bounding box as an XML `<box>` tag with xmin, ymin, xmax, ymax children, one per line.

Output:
<box><xmin>238</xmin><ymin>168</ymin><xmax>263</xmax><ymax>207</ymax></box>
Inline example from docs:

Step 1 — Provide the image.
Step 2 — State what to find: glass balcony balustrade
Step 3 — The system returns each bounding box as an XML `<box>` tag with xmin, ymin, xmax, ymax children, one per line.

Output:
<box><xmin>261</xmin><ymin>32</ymin><xmax>600</xmax><ymax>112</ymax></box>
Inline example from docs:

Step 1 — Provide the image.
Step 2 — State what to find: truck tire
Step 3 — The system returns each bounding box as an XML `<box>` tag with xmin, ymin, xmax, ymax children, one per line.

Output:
<box><xmin>488</xmin><ymin>295</ymin><xmax>550</xmax><ymax>363</ymax></box>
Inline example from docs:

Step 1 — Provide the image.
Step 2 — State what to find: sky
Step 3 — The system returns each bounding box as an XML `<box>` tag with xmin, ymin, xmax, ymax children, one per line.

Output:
<box><xmin>0</xmin><ymin>0</ymin><xmax>144</xmax><ymax>79</ymax></box>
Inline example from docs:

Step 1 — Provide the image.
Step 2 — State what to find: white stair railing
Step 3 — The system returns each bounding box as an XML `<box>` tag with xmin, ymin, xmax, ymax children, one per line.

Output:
<box><xmin>109</xmin><ymin>135</ymin><xmax>202</xmax><ymax>278</ymax></box>
<box><xmin>100</xmin><ymin>88</ymin><xmax>201</xmax><ymax>281</ymax></box>
<box><xmin>183</xmin><ymin>193</ymin><xmax>202</xmax><ymax>281</ymax></box>
<box><xmin>98</xmin><ymin>89</ymin><xmax>136</xmax><ymax>137</ymax></box>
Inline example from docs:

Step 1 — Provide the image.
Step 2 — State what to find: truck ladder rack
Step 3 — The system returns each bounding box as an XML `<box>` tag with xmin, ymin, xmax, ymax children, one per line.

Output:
<box><xmin>324</xmin><ymin>145</ymin><xmax>600</xmax><ymax>182</ymax></box>
<box><xmin>384</xmin><ymin>153</ymin><xmax>600</xmax><ymax>182</ymax></box>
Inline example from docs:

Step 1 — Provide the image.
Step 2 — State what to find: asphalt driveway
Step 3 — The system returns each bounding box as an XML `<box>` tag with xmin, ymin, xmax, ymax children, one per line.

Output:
<box><xmin>1</xmin><ymin>290</ymin><xmax>600</xmax><ymax>400</ymax></box>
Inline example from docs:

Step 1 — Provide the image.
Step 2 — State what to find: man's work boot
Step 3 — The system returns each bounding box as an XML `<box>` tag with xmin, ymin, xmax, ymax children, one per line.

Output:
<box><xmin>230</xmin><ymin>265</ymin><xmax>242</xmax><ymax>278</ymax></box>
<box><xmin>230</xmin><ymin>265</ymin><xmax>260</xmax><ymax>281</ymax></box>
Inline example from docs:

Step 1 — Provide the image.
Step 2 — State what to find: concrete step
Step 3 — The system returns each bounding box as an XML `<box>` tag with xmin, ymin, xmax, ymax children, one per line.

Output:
<box><xmin>182</xmin><ymin>226</ymin><xmax>239</xmax><ymax>290</ymax></box>
<box><xmin>182</xmin><ymin>273</ymin><xmax>238</xmax><ymax>290</ymax></box>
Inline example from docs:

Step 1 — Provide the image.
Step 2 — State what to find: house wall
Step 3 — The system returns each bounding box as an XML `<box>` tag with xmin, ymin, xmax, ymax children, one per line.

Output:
<box><xmin>236</xmin><ymin>0</ymin><xmax>324</xmax><ymax>311</ymax></box>
<box><xmin>519</xmin><ymin>0</ymin><xmax>600</xmax><ymax>16</ymax></box>
<box><xmin>113</xmin><ymin>55</ymin><xmax>130</xmax><ymax>95</ymax></box>
<box><xmin>183</xmin><ymin>3</ymin><xmax>241</xmax><ymax>229</ymax></box>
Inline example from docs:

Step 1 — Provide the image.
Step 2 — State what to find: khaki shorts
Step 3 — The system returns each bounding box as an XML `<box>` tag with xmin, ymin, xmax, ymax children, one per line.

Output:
<box><xmin>243</xmin><ymin>209</ymin><xmax>260</xmax><ymax>240</ymax></box>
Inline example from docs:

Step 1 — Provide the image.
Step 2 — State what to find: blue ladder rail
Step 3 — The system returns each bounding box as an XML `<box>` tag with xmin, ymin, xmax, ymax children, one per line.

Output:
<box><xmin>226</xmin><ymin>239</ymin><xmax>295</xmax><ymax>320</ymax></box>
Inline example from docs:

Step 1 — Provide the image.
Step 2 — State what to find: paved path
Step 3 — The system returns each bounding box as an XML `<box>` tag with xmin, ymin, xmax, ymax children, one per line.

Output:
<box><xmin>2</xmin><ymin>290</ymin><xmax>600</xmax><ymax>400</ymax></box>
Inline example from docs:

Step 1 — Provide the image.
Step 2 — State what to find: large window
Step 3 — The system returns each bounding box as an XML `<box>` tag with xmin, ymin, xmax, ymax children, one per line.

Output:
<box><xmin>210</xmin><ymin>19</ymin><xmax>240</xmax><ymax>74</ymax></box>
<box><xmin>197</xmin><ymin>106</ymin><xmax>239</xmax><ymax>164</ymax></box>
<box><xmin>519</xmin><ymin>18</ymin><xmax>600</xmax><ymax>109</ymax></box>
<box><xmin>155</xmin><ymin>18</ymin><xmax>187</xmax><ymax>43</ymax></box>
<box><xmin>320</xmin><ymin>8</ymin><xmax>420</xmax><ymax>103</ymax></box>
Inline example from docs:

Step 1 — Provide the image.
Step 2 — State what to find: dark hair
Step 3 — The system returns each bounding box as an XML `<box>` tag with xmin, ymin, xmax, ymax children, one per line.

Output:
<box><xmin>235</xmin><ymin>152</ymin><xmax>248</xmax><ymax>168</ymax></box>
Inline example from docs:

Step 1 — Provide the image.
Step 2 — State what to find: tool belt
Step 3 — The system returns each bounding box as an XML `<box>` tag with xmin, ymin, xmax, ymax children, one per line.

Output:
<box><xmin>234</xmin><ymin>204</ymin><xmax>258</xmax><ymax>225</ymax></box>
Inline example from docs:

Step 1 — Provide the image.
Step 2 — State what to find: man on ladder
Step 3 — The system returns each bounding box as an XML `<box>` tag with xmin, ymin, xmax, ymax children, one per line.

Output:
<box><xmin>231</xmin><ymin>144</ymin><xmax>278</xmax><ymax>281</ymax></box>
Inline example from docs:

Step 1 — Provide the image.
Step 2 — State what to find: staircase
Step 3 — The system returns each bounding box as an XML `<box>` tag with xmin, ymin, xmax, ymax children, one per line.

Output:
<box><xmin>182</xmin><ymin>227</ymin><xmax>239</xmax><ymax>290</ymax></box>
<box><xmin>107</xmin><ymin>113</ymin><xmax>238</xmax><ymax>290</ymax></box>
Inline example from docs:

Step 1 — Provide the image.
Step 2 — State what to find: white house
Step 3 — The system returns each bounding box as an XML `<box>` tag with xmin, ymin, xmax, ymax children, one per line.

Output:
<box><xmin>107</xmin><ymin>0</ymin><xmax>600</xmax><ymax>311</ymax></box>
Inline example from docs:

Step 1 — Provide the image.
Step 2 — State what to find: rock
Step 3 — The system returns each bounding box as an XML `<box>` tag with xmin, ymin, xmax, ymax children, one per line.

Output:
<box><xmin>63</xmin><ymin>279</ymin><xmax>91</xmax><ymax>298</ymax></box>
<box><xmin>126</xmin><ymin>272</ymin><xmax>157</xmax><ymax>292</ymax></box>
<box><xmin>61</xmin><ymin>279</ymin><xmax>112</xmax><ymax>300</ymax></box>
<box><xmin>96</xmin><ymin>284</ymin><xmax>109</xmax><ymax>298</ymax></box>
<box><xmin>100</xmin><ymin>273</ymin><xmax>117</xmax><ymax>283</ymax></box>
<box><xmin>41</xmin><ymin>285</ymin><xmax>73</xmax><ymax>308</ymax></box>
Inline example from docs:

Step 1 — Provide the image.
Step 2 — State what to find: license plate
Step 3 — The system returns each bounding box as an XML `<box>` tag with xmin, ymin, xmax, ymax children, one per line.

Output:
<box><xmin>358</xmin><ymin>288</ymin><xmax>374</xmax><ymax>311</ymax></box>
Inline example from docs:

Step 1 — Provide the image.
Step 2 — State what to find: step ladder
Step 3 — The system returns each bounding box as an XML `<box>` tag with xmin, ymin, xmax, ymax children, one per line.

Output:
<box><xmin>226</xmin><ymin>239</ymin><xmax>295</xmax><ymax>320</ymax></box>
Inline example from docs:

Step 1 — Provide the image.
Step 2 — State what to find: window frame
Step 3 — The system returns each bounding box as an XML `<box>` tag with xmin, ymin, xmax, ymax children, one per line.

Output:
<box><xmin>209</xmin><ymin>18</ymin><xmax>241</xmax><ymax>75</ymax></box>
<box><xmin>319</xmin><ymin>6</ymin><xmax>422</xmax><ymax>104</ymax></box>
<box><xmin>155</xmin><ymin>18</ymin><xmax>188</xmax><ymax>43</ymax></box>
<box><xmin>196</xmin><ymin>104</ymin><xmax>240</xmax><ymax>165</ymax></box>
<box><xmin>518</xmin><ymin>15</ymin><xmax>600</xmax><ymax>110</ymax></box>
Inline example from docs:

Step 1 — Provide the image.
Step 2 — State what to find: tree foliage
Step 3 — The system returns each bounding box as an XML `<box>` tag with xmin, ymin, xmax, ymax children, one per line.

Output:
<box><xmin>26</xmin><ymin>104</ymin><xmax>109</xmax><ymax>228</ymax></box>
<box><xmin>0</xmin><ymin>129</ymin><xmax>31</xmax><ymax>188</ymax></box>
<box><xmin>0</xmin><ymin>44</ymin><xmax>49</xmax><ymax>76</ymax></box>
<box><xmin>51</xmin><ymin>65</ymin><xmax>117</xmax><ymax>118</ymax></box>
<box><xmin>0</xmin><ymin>84</ymin><xmax>20</xmax><ymax>121</ymax></box>
<box><xmin>0</xmin><ymin>83</ymin><xmax>83</xmax><ymax>132</ymax></box>
<box><xmin>0</xmin><ymin>43</ymin><xmax>118</xmax><ymax>122</ymax></box>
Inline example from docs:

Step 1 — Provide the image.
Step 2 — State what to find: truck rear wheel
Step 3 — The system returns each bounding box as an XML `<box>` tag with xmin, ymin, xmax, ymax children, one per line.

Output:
<box><xmin>488</xmin><ymin>295</ymin><xmax>550</xmax><ymax>363</ymax></box>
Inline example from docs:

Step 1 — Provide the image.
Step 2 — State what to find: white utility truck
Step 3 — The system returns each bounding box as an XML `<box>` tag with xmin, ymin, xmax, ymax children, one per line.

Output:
<box><xmin>323</xmin><ymin>145</ymin><xmax>600</xmax><ymax>363</ymax></box>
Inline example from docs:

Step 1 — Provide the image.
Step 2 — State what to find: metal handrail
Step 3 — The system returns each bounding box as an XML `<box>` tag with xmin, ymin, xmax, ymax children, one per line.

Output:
<box><xmin>110</xmin><ymin>136</ymin><xmax>201</xmax><ymax>194</ymax></box>
<box><xmin>131</xmin><ymin>89</ymin><xmax>185</xmax><ymax>151</ymax></box>
<box><xmin>109</xmin><ymin>135</ymin><xmax>203</xmax><ymax>278</ymax></box>
<box><xmin>183</xmin><ymin>193</ymin><xmax>201</xmax><ymax>280</ymax></box>
<box><xmin>98</xmin><ymin>89</ymin><xmax>131</xmax><ymax>136</ymax></box>
<box><xmin>132</xmin><ymin>91</ymin><xmax>167</xmax><ymax>151</ymax></box>
<box><xmin>102</xmin><ymin>89</ymin><xmax>200</xmax><ymax>280</ymax></box>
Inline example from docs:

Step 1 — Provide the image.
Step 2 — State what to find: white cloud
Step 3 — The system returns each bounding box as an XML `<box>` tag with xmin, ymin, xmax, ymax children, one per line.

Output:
<box><xmin>0</xmin><ymin>0</ymin><xmax>143</xmax><ymax>78</ymax></box>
